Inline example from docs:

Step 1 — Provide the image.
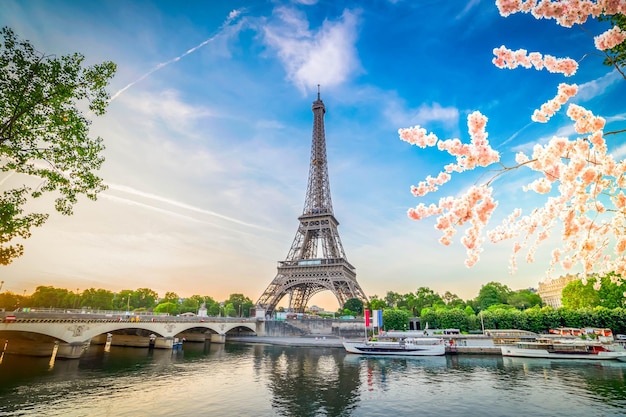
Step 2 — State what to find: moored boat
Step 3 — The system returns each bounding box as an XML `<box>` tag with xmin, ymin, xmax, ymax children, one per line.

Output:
<box><xmin>501</xmin><ymin>337</ymin><xmax>626</xmax><ymax>360</ymax></box>
<box><xmin>343</xmin><ymin>337</ymin><xmax>445</xmax><ymax>356</ymax></box>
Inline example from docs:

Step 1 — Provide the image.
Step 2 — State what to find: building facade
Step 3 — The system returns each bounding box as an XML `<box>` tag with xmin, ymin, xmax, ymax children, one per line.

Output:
<box><xmin>537</xmin><ymin>274</ymin><xmax>579</xmax><ymax>308</ymax></box>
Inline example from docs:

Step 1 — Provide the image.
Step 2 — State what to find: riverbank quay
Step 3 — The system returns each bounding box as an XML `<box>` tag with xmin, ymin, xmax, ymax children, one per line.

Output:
<box><xmin>228</xmin><ymin>335</ymin><xmax>344</xmax><ymax>348</ymax></box>
<box><xmin>227</xmin><ymin>335</ymin><xmax>502</xmax><ymax>354</ymax></box>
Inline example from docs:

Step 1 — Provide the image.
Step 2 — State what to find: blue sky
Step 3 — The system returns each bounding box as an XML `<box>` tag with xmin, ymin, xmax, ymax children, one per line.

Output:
<box><xmin>2</xmin><ymin>0</ymin><xmax>625</xmax><ymax>309</ymax></box>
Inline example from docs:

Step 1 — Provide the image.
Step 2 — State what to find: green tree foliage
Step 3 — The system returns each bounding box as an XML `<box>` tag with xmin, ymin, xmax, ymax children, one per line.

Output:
<box><xmin>225</xmin><ymin>293</ymin><xmax>254</xmax><ymax>317</ymax></box>
<box><xmin>384</xmin><ymin>291</ymin><xmax>403</xmax><ymax>308</ymax></box>
<box><xmin>154</xmin><ymin>302</ymin><xmax>178</xmax><ymax>315</ymax></box>
<box><xmin>79</xmin><ymin>288</ymin><xmax>114</xmax><ymax>310</ymax></box>
<box><xmin>163</xmin><ymin>292</ymin><xmax>179</xmax><ymax>304</ymax></box>
<box><xmin>382</xmin><ymin>309</ymin><xmax>409</xmax><ymax>331</ymax></box>
<box><xmin>476</xmin><ymin>282</ymin><xmax>512</xmax><ymax>311</ymax></box>
<box><xmin>223</xmin><ymin>302</ymin><xmax>236</xmax><ymax>317</ymax></box>
<box><xmin>113</xmin><ymin>290</ymin><xmax>134</xmax><ymax>311</ymax></box>
<box><xmin>561</xmin><ymin>278</ymin><xmax>601</xmax><ymax>309</ymax></box>
<box><xmin>413</xmin><ymin>287</ymin><xmax>444</xmax><ymax>316</ymax></box>
<box><xmin>111</xmin><ymin>288</ymin><xmax>158</xmax><ymax>311</ymax></box>
<box><xmin>30</xmin><ymin>285</ymin><xmax>71</xmax><ymax>308</ymax></box>
<box><xmin>368</xmin><ymin>296</ymin><xmax>387</xmax><ymax>311</ymax></box>
<box><xmin>438</xmin><ymin>308</ymin><xmax>469</xmax><ymax>331</ymax></box>
<box><xmin>442</xmin><ymin>291</ymin><xmax>465</xmax><ymax>309</ymax></box>
<box><xmin>0</xmin><ymin>27</ymin><xmax>116</xmax><ymax>265</ymax></box>
<box><xmin>507</xmin><ymin>289</ymin><xmax>542</xmax><ymax>310</ymax></box>
<box><xmin>597</xmin><ymin>273</ymin><xmax>626</xmax><ymax>308</ymax></box>
<box><xmin>0</xmin><ymin>291</ymin><xmax>19</xmax><ymax>310</ymax></box>
<box><xmin>343</xmin><ymin>298</ymin><xmax>364</xmax><ymax>315</ymax></box>
<box><xmin>179</xmin><ymin>295</ymin><xmax>204</xmax><ymax>314</ymax></box>
<box><xmin>203</xmin><ymin>297</ymin><xmax>221</xmax><ymax>316</ymax></box>
<box><xmin>133</xmin><ymin>288</ymin><xmax>158</xmax><ymax>310</ymax></box>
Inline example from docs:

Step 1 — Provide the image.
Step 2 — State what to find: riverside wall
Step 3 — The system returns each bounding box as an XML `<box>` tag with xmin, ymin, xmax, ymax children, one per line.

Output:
<box><xmin>261</xmin><ymin>319</ymin><xmax>364</xmax><ymax>338</ymax></box>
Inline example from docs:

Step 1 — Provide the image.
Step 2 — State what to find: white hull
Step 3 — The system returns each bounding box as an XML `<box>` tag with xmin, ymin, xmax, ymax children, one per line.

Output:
<box><xmin>501</xmin><ymin>345</ymin><xmax>626</xmax><ymax>361</ymax></box>
<box><xmin>343</xmin><ymin>338</ymin><xmax>445</xmax><ymax>356</ymax></box>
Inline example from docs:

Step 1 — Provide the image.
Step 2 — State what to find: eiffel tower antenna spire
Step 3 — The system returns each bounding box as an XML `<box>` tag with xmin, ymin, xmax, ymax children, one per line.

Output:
<box><xmin>255</xmin><ymin>92</ymin><xmax>368</xmax><ymax>316</ymax></box>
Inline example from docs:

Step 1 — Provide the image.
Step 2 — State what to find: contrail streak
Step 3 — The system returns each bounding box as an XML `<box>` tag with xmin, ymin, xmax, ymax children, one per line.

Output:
<box><xmin>109</xmin><ymin>9</ymin><xmax>243</xmax><ymax>102</ymax></box>
<box><xmin>105</xmin><ymin>182</ymin><xmax>270</xmax><ymax>231</ymax></box>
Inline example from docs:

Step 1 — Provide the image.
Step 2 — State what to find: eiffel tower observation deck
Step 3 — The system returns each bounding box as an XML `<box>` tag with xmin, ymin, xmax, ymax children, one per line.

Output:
<box><xmin>256</xmin><ymin>89</ymin><xmax>368</xmax><ymax>316</ymax></box>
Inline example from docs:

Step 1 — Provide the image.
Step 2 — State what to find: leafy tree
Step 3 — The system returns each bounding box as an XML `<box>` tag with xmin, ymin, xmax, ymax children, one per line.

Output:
<box><xmin>154</xmin><ymin>302</ymin><xmax>178</xmax><ymax>315</ymax></box>
<box><xmin>223</xmin><ymin>302</ymin><xmax>236</xmax><ymax>317</ymax></box>
<box><xmin>30</xmin><ymin>285</ymin><xmax>71</xmax><ymax>308</ymax></box>
<box><xmin>179</xmin><ymin>295</ymin><xmax>204</xmax><ymax>314</ymax></box>
<box><xmin>561</xmin><ymin>279</ymin><xmax>601</xmax><ymax>309</ymax></box>
<box><xmin>541</xmin><ymin>306</ymin><xmax>563</xmax><ymax>331</ymax></box>
<box><xmin>133</xmin><ymin>288</ymin><xmax>158</xmax><ymax>310</ymax></box>
<box><xmin>523</xmin><ymin>306</ymin><xmax>545</xmax><ymax>334</ymax></box>
<box><xmin>225</xmin><ymin>293</ymin><xmax>254</xmax><ymax>317</ymax></box>
<box><xmin>597</xmin><ymin>273</ymin><xmax>626</xmax><ymax>308</ymax></box>
<box><xmin>343</xmin><ymin>298</ymin><xmax>364</xmax><ymax>316</ymax></box>
<box><xmin>438</xmin><ymin>308</ymin><xmax>469</xmax><ymax>332</ymax></box>
<box><xmin>80</xmin><ymin>288</ymin><xmax>114</xmax><ymax>310</ymax></box>
<box><xmin>0</xmin><ymin>291</ymin><xmax>19</xmax><ymax>310</ymax></box>
<box><xmin>476</xmin><ymin>282</ymin><xmax>512</xmax><ymax>311</ymax></box>
<box><xmin>0</xmin><ymin>27</ymin><xmax>116</xmax><ymax>265</ymax></box>
<box><xmin>382</xmin><ymin>309</ymin><xmax>410</xmax><ymax>331</ymax></box>
<box><xmin>384</xmin><ymin>291</ymin><xmax>402</xmax><ymax>308</ymax></box>
<box><xmin>113</xmin><ymin>290</ymin><xmax>134</xmax><ymax>311</ymax></box>
<box><xmin>368</xmin><ymin>295</ymin><xmax>387</xmax><ymax>311</ymax></box>
<box><xmin>409</xmin><ymin>287</ymin><xmax>443</xmax><ymax>317</ymax></box>
<box><xmin>507</xmin><ymin>289</ymin><xmax>542</xmax><ymax>310</ymax></box>
<box><xmin>420</xmin><ymin>308</ymin><xmax>441</xmax><ymax>330</ymax></box>
<box><xmin>163</xmin><ymin>292</ymin><xmax>180</xmax><ymax>304</ymax></box>
<box><xmin>202</xmin><ymin>296</ymin><xmax>221</xmax><ymax>316</ymax></box>
<box><xmin>442</xmin><ymin>291</ymin><xmax>465</xmax><ymax>309</ymax></box>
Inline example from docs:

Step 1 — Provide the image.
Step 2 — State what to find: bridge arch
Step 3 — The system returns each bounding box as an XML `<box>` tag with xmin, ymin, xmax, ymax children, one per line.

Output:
<box><xmin>1</xmin><ymin>319</ymin><xmax>259</xmax><ymax>344</ymax></box>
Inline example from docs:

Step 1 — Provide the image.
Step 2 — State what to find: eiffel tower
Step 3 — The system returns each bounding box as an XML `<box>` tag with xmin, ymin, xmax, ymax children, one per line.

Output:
<box><xmin>256</xmin><ymin>89</ymin><xmax>368</xmax><ymax>316</ymax></box>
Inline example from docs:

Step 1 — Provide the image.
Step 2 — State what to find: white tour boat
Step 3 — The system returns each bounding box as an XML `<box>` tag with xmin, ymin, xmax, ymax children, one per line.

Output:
<box><xmin>343</xmin><ymin>337</ymin><xmax>445</xmax><ymax>356</ymax></box>
<box><xmin>501</xmin><ymin>337</ymin><xmax>626</xmax><ymax>360</ymax></box>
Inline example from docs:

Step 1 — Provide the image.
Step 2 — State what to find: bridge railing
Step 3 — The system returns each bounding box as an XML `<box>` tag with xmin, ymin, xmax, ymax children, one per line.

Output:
<box><xmin>1</xmin><ymin>309</ymin><xmax>260</xmax><ymax>323</ymax></box>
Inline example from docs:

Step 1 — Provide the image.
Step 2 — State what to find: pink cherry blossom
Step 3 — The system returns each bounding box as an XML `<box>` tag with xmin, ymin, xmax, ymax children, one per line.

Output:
<box><xmin>400</xmin><ymin>1</ymin><xmax>626</xmax><ymax>282</ymax></box>
<box><xmin>493</xmin><ymin>46</ymin><xmax>578</xmax><ymax>76</ymax></box>
<box><xmin>594</xmin><ymin>26</ymin><xmax>626</xmax><ymax>50</ymax></box>
<box><xmin>531</xmin><ymin>83</ymin><xmax>578</xmax><ymax>122</ymax></box>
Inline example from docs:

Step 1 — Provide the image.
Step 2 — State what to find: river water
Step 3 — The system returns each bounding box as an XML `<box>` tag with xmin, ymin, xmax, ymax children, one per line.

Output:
<box><xmin>1</xmin><ymin>342</ymin><xmax>625</xmax><ymax>416</ymax></box>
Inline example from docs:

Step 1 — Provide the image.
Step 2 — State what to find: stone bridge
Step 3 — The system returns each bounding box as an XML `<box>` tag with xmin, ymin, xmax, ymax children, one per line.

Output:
<box><xmin>1</xmin><ymin>317</ymin><xmax>261</xmax><ymax>343</ymax></box>
<box><xmin>0</xmin><ymin>315</ymin><xmax>262</xmax><ymax>358</ymax></box>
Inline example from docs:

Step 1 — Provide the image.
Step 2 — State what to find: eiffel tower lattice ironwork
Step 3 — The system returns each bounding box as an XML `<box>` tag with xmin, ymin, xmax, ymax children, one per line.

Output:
<box><xmin>256</xmin><ymin>90</ymin><xmax>368</xmax><ymax>316</ymax></box>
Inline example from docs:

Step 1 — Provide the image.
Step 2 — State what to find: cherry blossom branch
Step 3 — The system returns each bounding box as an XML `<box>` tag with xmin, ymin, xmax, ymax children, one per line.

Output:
<box><xmin>399</xmin><ymin>1</ymin><xmax>626</xmax><ymax>280</ymax></box>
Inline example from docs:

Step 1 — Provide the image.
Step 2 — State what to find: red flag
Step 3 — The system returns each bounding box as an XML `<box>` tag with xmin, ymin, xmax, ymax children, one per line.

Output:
<box><xmin>364</xmin><ymin>310</ymin><xmax>370</xmax><ymax>327</ymax></box>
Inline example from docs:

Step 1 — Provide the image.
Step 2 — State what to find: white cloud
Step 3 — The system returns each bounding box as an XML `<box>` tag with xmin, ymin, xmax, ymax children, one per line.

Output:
<box><xmin>384</xmin><ymin>96</ymin><xmax>459</xmax><ymax>130</ymax></box>
<box><xmin>117</xmin><ymin>89</ymin><xmax>215</xmax><ymax>135</ymax></box>
<box><xmin>262</xmin><ymin>7</ymin><xmax>361</xmax><ymax>94</ymax></box>
<box><xmin>610</xmin><ymin>142</ymin><xmax>626</xmax><ymax>160</ymax></box>
<box><xmin>576</xmin><ymin>69</ymin><xmax>622</xmax><ymax>102</ymax></box>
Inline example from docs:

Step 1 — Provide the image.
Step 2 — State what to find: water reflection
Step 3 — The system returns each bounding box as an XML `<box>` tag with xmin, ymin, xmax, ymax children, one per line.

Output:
<box><xmin>502</xmin><ymin>356</ymin><xmax>626</xmax><ymax>408</ymax></box>
<box><xmin>2</xmin><ymin>344</ymin><xmax>626</xmax><ymax>416</ymax></box>
<box><xmin>255</xmin><ymin>346</ymin><xmax>361</xmax><ymax>416</ymax></box>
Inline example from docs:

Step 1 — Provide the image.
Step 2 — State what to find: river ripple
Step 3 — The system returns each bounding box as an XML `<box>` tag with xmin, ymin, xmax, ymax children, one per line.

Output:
<box><xmin>1</xmin><ymin>342</ymin><xmax>625</xmax><ymax>416</ymax></box>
